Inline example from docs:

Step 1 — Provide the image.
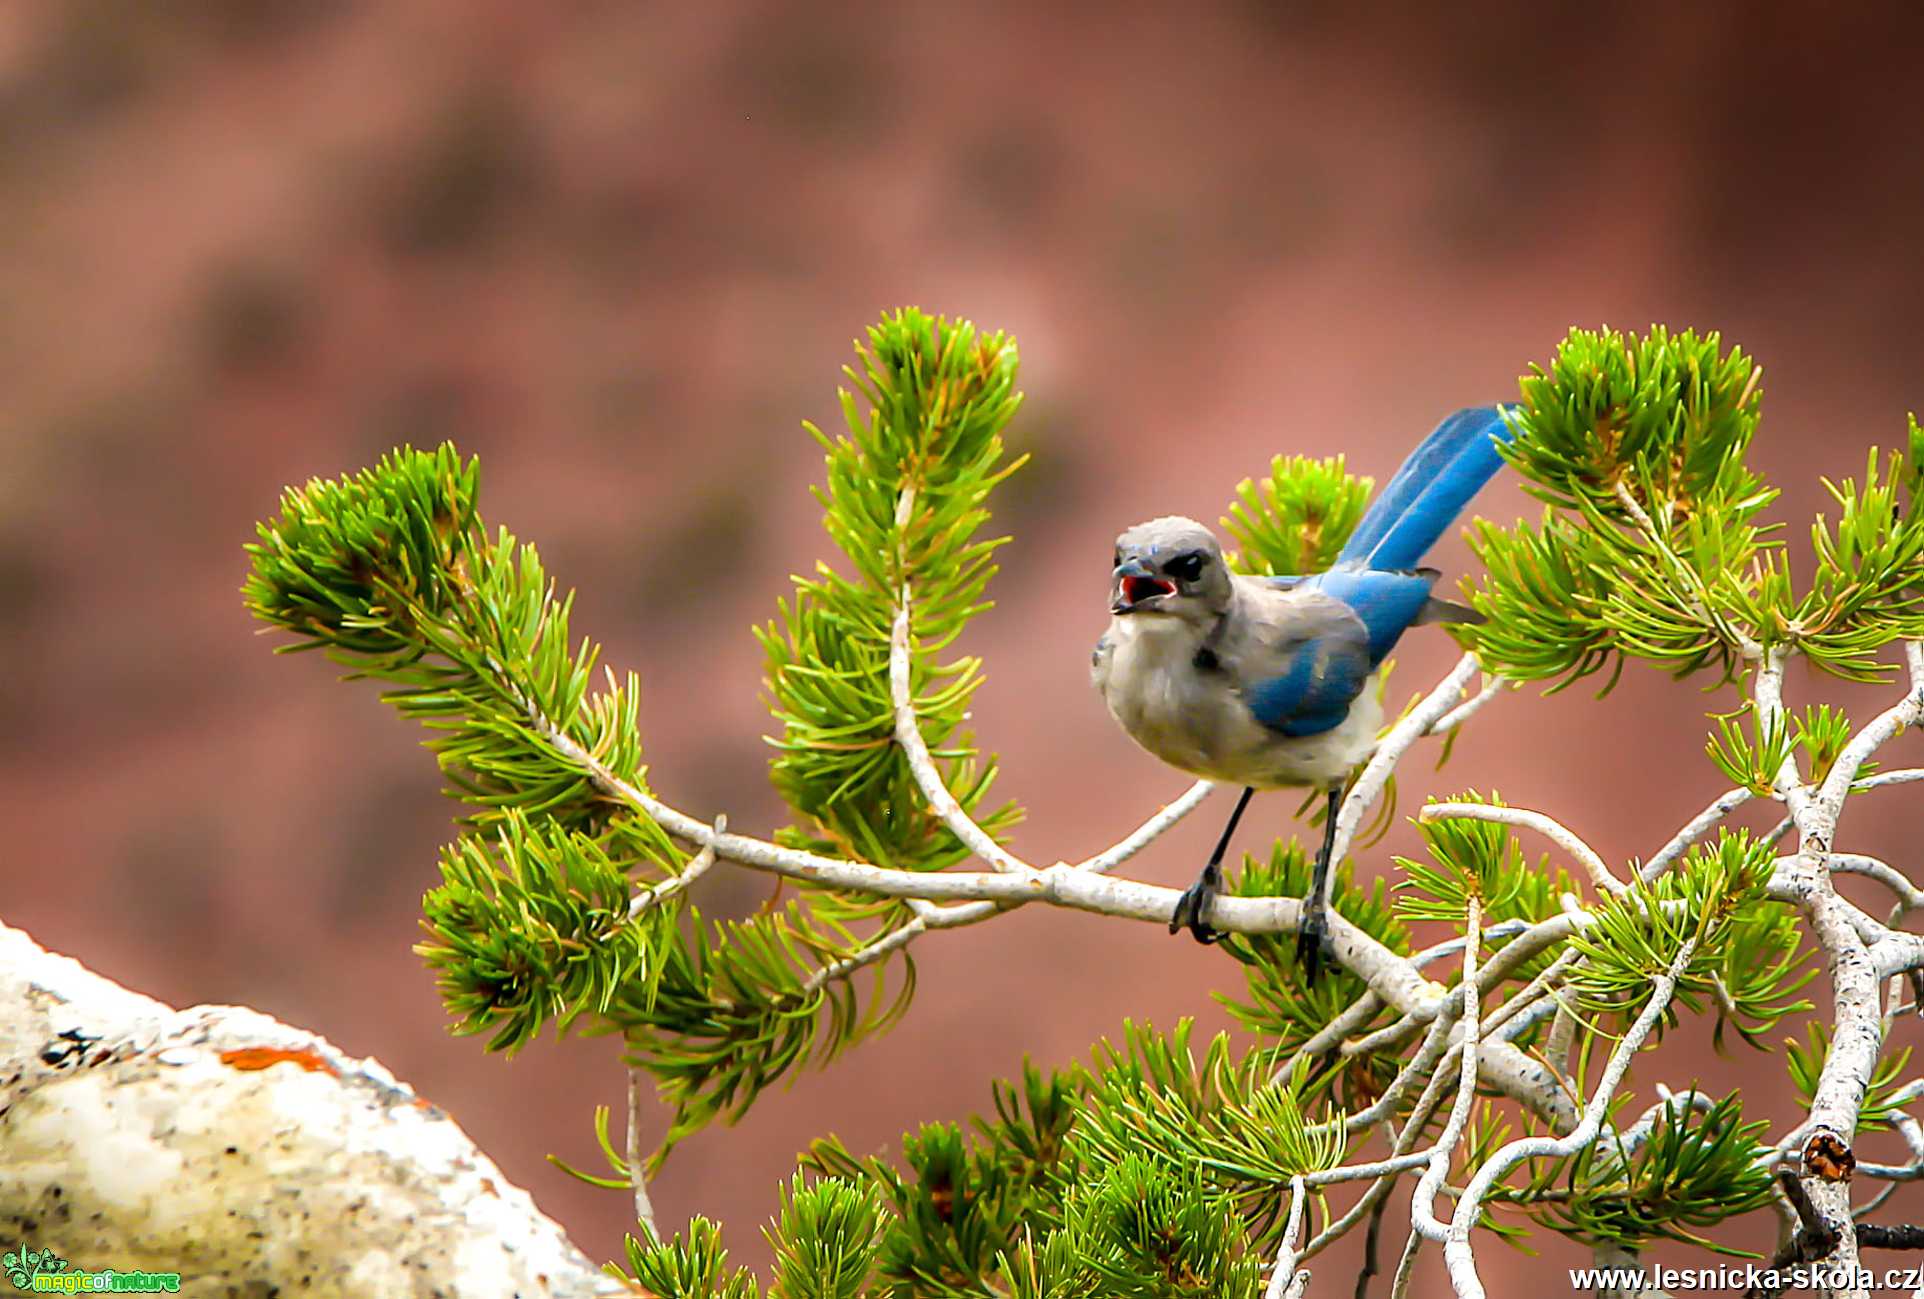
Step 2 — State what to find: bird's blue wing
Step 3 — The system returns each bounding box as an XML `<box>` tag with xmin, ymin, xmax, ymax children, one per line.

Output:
<box><xmin>1240</xmin><ymin>567</ymin><xmax>1445</xmax><ymax>736</ymax></box>
<box><xmin>1237</xmin><ymin>587</ymin><xmax>1377</xmax><ymax>739</ymax></box>
<box><xmin>1305</xmin><ymin>567</ymin><xmax>1441</xmax><ymax>664</ymax></box>
<box><xmin>1243</xmin><ymin>632</ymin><xmax>1373</xmax><ymax>737</ymax></box>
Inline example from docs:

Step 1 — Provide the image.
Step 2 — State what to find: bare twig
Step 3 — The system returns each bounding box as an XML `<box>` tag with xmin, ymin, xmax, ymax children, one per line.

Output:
<box><xmin>1420</xmin><ymin>801</ymin><xmax>1626</xmax><ymax>897</ymax></box>
<box><xmin>1427</xmin><ymin>673</ymin><xmax>1509</xmax><ymax>735</ymax></box>
<box><xmin>629</xmin><ymin>817</ymin><xmax>724</xmax><ymax>917</ymax></box>
<box><xmin>1356</xmin><ymin>1187</ymin><xmax>1392</xmax><ymax>1299</ymax></box>
<box><xmin>1744</xmin><ymin>1173</ymin><xmax>1842</xmax><ymax>1299</ymax></box>
<box><xmin>626</xmin><ymin>1068</ymin><xmax>659</xmax><ymax>1240</ymax></box>
<box><xmin>1335</xmin><ymin>1015</ymin><xmax>1461</xmax><ymax>1138</ymax></box>
<box><xmin>1409</xmin><ymin>900</ymin><xmax>1486</xmax><ymax>1263</ymax></box>
<box><xmin>1307</xmin><ymin>1036</ymin><xmax>1486</xmax><ymax>1265</ymax></box>
<box><xmin>1264</xmin><ymin>1174</ymin><xmax>1313</xmax><ymax>1299</ymax></box>
<box><xmin>801</xmin><ymin>919</ymin><xmax>929</xmax><ymax>994</ymax></box>
<box><xmin>1851</xmin><ymin>768</ymin><xmax>1924</xmax><ymax>794</ymax></box>
<box><xmin>1079</xmin><ymin>778</ymin><xmax>1216</xmax><ymax>874</ymax></box>
<box><xmin>1284</xmin><ymin>920</ymin><xmax>1529</xmax><ymax>1085</ymax></box>
<box><xmin>1482</xmin><ymin>948</ymin><xmax>1582</xmax><ymax>1039</ymax></box>
<box><xmin>1333</xmin><ymin>655</ymin><xmax>1485</xmax><ymax>877</ymax></box>
<box><xmin>1388</xmin><ymin>1221</ymin><xmax>1424</xmax><ymax>1299</ymax></box>
<box><xmin>890</xmin><ymin>592</ymin><xmax>1032</xmax><ymax>878</ymax></box>
<box><xmin>1824</xmin><ymin>853</ymin><xmax>1924</xmax><ymax>915</ymax></box>
<box><xmin>1641</xmin><ymin>787</ymin><xmax>1754</xmax><ymax>882</ymax></box>
<box><xmin>1854</xmin><ymin>1087</ymin><xmax>1924</xmax><ymax>1192</ymax></box>
<box><xmin>1443</xmin><ymin>934</ymin><xmax>1702</xmax><ymax>1297</ymax></box>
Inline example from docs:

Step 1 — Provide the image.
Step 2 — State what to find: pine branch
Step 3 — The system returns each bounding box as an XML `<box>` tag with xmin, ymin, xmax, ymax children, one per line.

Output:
<box><xmin>236</xmin><ymin>315</ymin><xmax>1924</xmax><ymax>1296</ymax></box>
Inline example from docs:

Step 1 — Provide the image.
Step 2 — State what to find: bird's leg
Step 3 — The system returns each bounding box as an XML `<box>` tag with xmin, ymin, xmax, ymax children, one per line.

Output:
<box><xmin>1295</xmin><ymin>785</ymin><xmax>1344</xmax><ymax>984</ymax></box>
<box><xmin>1169</xmin><ymin>785</ymin><xmax>1255</xmax><ymax>945</ymax></box>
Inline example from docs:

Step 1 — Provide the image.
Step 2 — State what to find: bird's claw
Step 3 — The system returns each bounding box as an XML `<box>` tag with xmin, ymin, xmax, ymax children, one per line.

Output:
<box><xmin>1169</xmin><ymin>873</ymin><xmax>1225</xmax><ymax>945</ymax></box>
<box><xmin>1295</xmin><ymin>902</ymin><xmax>1334</xmax><ymax>985</ymax></box>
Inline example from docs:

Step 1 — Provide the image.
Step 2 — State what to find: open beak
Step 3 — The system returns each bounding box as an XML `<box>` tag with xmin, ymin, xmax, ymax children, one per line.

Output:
<box><xmin>1111</xmin><ymin>560</ymin><xmax>1177</xmax><ymax>614</ymax></box>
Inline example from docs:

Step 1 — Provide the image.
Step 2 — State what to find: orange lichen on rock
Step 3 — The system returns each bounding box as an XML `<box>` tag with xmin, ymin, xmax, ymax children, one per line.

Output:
<box><xmin>218</xmin><ymin>1046</ymin><xmax>338</xmax><ymax>1076</ymax></box>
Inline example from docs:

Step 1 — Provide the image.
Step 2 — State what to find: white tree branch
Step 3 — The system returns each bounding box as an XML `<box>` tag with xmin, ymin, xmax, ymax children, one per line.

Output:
<box><xmin>1747</xmin><ymin>643</ymin><xmax>1924</xmax><ymax>1298</ymax></box>
<box><xmin>1443</xmin><ymin>934</ymin><xmax>1701</xmax><ymax>1298</ymax></box>
<box><xmin>626</xmin><ymin>1067</ymin><xmax>659</xmax><ymax>1240</ymax></box>
<box><xmin>1420</xmin><ymin>801</ymin><xmax>1626</xmax><ymax>897</ymax></box>
<box><xmin>630</xmin><ymin>815</ymin><xmax>724</xmax><ymax>916</ymax></box>
<box><xmin>890</xmin><ymin>592</ymin><xmax>1034</xmax><ymax>877</ymax></box>
<box><xmin>1410</xmin><ymin>899</ymin><xmax>1485</xmax><ymax>1244</ymax></box>
<box><xmin>1824</xmin><ymin>853</ymin><xmax>1924</xmax><ymax>915</ymax></box>
<box><xmin>1851</xmin><ymin>1107</ymin><xmax>1924</xmax><ymax>1220</ymax></box>
<box><xmin>1282</xmin><ymin>920</ymin><xmax>1529</xmax><ymax>1084</ymax></box>
<box><xmin>526</xmin><ymin>648</ymin><xmax>1593</xmax><ymax>1180</ymax></box>
<box><xmin>1263</xmin><ymin>1174</ymin><xmax>1312</xmax><ymax>1299</ymax></box>
<box><xmin>1308</xmin><ymin>1040</ymin><xmax>1460</xmax><ymax>1261</ymax></box>
<box><xmin>1641</xmin><ymin>787</ymin><xmax>1754</xmax><ymax>882</ymax></box>
<box><xmin>1427</xmin><ymin>672</ymin><xmax>1509</xmax><ymax>735</ymax></box>
<box><xmin>1851</xmin><ymin>768</ymin><xmax>1924</xmax><ymax>793</ymax></box>
<box><xmin>1811</xmin><ymin>643</ymin><xmax>1924</xmax><ymax>819</ymax></box>
<box><xmin>1330</xmin><ymin>653</ymin><xmax>1484</xmax><ymax>876</ymax></box>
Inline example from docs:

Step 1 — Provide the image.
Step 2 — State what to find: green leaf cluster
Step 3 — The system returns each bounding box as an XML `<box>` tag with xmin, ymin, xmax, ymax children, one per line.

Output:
<box><xmin>1067</xmin><ymin>1022</ymin><xmax>1344</xmax><ymax>1247</ymax></box>
<box><xmin>801</xmin><ymin>1064</ymin><xmax>1076</xmax><ymax>1297</ymax></box>
<box><xmin>1704</xmin><ymin>701</ymin><xmax>1880</xmax><ymax>795</ymax></box>
<box><xmin>243</xmin><ymin>310</ymin><xmax>1032</xmax><ymax>1162</ymax></box>
<box><xmin>244</xmin><ymin>447</ymin><xmax>699</xmax><ymax>1066</ymax></box>
<box><xmin>768</xmin><ymin>1173</ymin><xmax>890</xmax><ymax>1299</ymax></box>
<box><xmin>1393</xmin><ymin>793</ymin><xmax>1541</xmax><ymax>924</ymax></box>
<box><xmin>1787</xmin><ymin>1024</ymin><xmax>1916</xmax><ymax>1132</ymax></box>
<box><xmin>1504</xmin><ymin>1093</ymin><xmax>1775</xmax><ymax>1254</ymax></box>
<box><xmin>622</xmin><ymin>1178</ymin><xmax>890</xmax><ymax>1299</ymax></box>
<box><xmin>1462</xmin><ymin>326</ymin><xmax>1776</xmax><ymax>690</ymax></box>
<box><xmin>758</xmin><ymin>308</ymin><xmax>1024</xmax><ymax>870</ymax></box>
<box><xmin>1563</xmin><ymin>831</ymin><xmax>1803</xmax><ymax>1040</ymax></box>
<box><xmin>1221</xmin><ymin>453</ymin><xmax>1371</xmax><ymax>577</ymax></box>
<box><xmin>423</xmin><ymin>812</ymin><xmax>671</xmax><ymax>1052</ymax></box>
<box><xmin>1466</xmin><ymin>325</ymin><xmax>1924</xmax><ymax>689</ymax></box>
<box><xmin>1703</xmin><ymin>704</ymin><xmax>1794</xmax><ymax>795</ymax></box>
<box><xmin>1797</xmin><ymin>446</ymin><xmax>1924</xmax><ymax>676</ymax></box>
<box><xmin>1016</xmin><ymin>1155</ymin><xmax>1264</xmax><ymax>1299</ymax></box>
<box><xmin>622</xmin><ymin>1023</ymin><xmax>1330</xmax><ymax>1297</ymax></box>
<box><xmin>624</xmin><ymin>1216</ymin><xmax>762</xmax><ymax>1299</ymax></box>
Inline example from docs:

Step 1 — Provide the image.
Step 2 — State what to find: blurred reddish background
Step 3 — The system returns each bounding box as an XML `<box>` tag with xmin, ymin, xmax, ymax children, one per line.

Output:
<box><xmin>4</xmin><ymin>1</ymin><xmax>1923</xmax><ymax>1290</ymax></box>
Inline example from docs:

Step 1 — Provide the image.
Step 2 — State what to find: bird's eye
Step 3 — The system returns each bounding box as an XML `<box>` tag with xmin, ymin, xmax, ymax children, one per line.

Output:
<box><xmin>1165</xmin><ymin>551</ymin><xmax>1207</xmax><ymax>583</ymax></box>
<box><xmin>1113</xmin><ymin>548</ymin><xmax>1124</xmax><ymax>570</ymax></box>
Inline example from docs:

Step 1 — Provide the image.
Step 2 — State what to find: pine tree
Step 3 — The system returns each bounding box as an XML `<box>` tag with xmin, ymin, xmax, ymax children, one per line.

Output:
<box><xmin>244</xmin><ymin>311</ymin><xmax>1924</xmax><ymax>1298</ymax></box>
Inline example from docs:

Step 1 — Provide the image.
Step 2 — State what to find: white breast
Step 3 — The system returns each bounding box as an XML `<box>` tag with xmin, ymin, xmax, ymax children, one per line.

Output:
<box><xmin>1094</xmin><ymin>615</ymin><xmax>1382</xmax><ymax>789</ymax></box>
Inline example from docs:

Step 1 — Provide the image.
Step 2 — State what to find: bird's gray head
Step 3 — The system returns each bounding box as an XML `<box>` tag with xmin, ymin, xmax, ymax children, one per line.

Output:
<box><xmin>1110</xmin><ymin>516</ymin><xmax>1231</xmax><ymax>620</ymax></box>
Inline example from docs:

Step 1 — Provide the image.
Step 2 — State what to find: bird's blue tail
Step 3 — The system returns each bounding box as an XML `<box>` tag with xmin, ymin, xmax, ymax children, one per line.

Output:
<box><xmin>1338</xmin><ymin>406</ymin><xmax>1514</xmax><ymax>571</ymax></box>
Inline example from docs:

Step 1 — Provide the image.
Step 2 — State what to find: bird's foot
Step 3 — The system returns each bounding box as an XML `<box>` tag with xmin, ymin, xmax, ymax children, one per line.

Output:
<box><xmin>1295</xmin><ymin>901</ymin><xmax>1334</xmax><ymax>985</ymax></box>
<box><xmin>1169</xmin><ymin>869</ymin><xmax>1225</xmax><ymax>945</ymax></box>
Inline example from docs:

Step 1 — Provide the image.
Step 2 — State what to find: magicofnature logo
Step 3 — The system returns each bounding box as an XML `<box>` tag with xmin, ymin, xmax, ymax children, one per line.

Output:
<box><xmin>2</xmin><ymin>1245</ymin><xmax>180</xmax><ymax>1294</ymax></box>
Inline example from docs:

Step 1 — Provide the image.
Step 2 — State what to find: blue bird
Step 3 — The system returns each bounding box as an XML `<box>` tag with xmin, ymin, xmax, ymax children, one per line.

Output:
<box><xmin>1090</xmin><ymin>406</ymin><xmax>1514</xmax><ymax>981</ymax></box>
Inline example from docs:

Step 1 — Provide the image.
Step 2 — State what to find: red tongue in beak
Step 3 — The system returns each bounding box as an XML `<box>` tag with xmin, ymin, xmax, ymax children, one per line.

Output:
<box><xmin>1121</xmin><ymin>575</ymin><xmax>1176</xmax><ymax>607</ymax></box>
